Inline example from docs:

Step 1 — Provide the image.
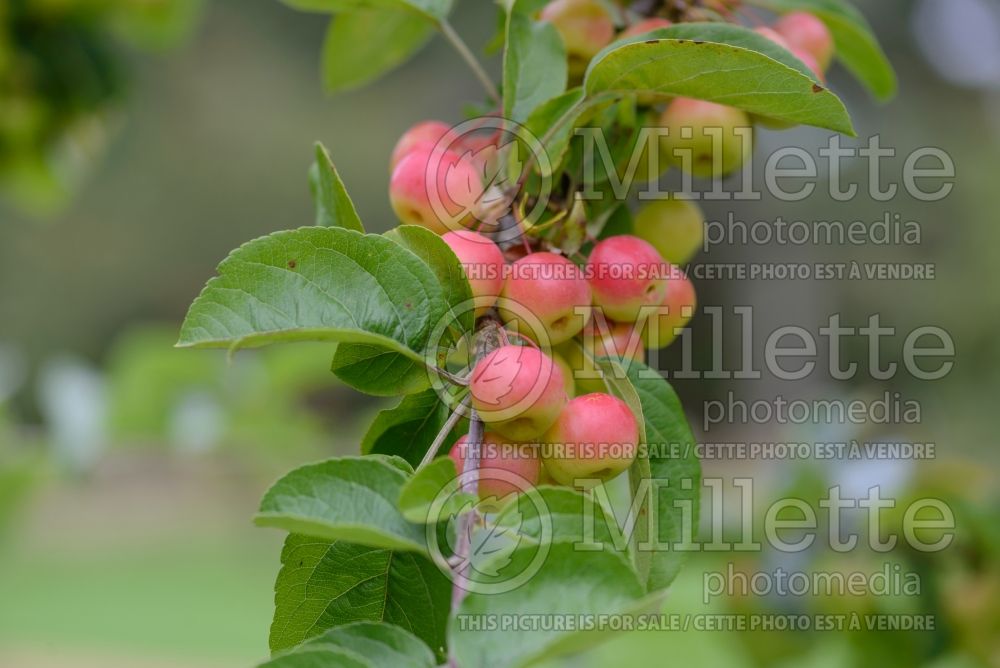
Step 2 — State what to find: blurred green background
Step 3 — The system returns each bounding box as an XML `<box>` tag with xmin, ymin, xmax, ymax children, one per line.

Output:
<box><xmin>1</xmin><ymin>0</ymin><xmax>999</xmax><ymax>666</ymax></box>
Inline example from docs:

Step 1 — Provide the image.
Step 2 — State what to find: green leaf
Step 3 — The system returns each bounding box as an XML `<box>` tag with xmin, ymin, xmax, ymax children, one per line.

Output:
<box><xmin>385</xmin><ymin>225</ymin><xmax>475</xmax><ymax>336</ymax></box>
<box><xmin>309</xmin><ymin>143</ymin><xmax>365</xmax><ymax>231</ymax></box>
<box><xmin>305</xmin><ymin>622</ymin><xmax>436</xmax><ymax>663</ymax></box>
<box><xmin>594</xmin><ymin>201</ymin><xmax>633</xmax><ymax>240</ymax></box>
<box><xmin>522</xmin><ymin>87</ymin><xmax>586</xmax><ymax>177</ymax></box>
<box><xmin>255</xmin><ymin>455</ymin><xmax>429</xmax><ymax>553</ymax></box>
<box><xmin>621</xmin><ymin>360</ymin><xmax>701</xmax><ymax>592</ymax></box>
<box><xmin>398</xmin><ymin>456</ymin><xmax>476</xmax><ymax>523</ymax></box>
<box><xmin>594</xmin><ymin>356</ymin><xmax>654</xmax><ymax>584</ymax></box>
<box><xmin>270</xmin><ymin>534</ymin><xmax>451</xmax><ymax>660</ymax></box>
<box><xmin>503</xmin><ymin>2</ymin><xmax>567</xmax><ymax>123</ymax></box>
<box><xmin>448</xmin><ymin>543</ymin><xmax>645</xmax><ymax>668</ymax></box>
<box><xmin>261</xmin><ymin>621</ymin><xmax>436</xmax><ymax>668</ymax></box>
<box><xmin>302</xmin><ymin>622</ymin><xmax>436</xmax><ymax>666</ymax></box>
<box><xmin>754</xmin><ymin>0</ymin><xmax>898</xmax><ymax>101</ymax></box>
<box><xmin>176</xmin><ymin>227</ymin><xmax>449</xmax><ymax>362</ymax></box>
<box><xmin>331</xmin><ymin>344</ymin><xmax>430</xmax><ymax>396</ymax></box>
<box><xmin>594</xmin><ymin>357</ymin><xmax>645</xmax><ymax>433</ymax></box>
<box><xmin>585</xmin><ymin>23</ymin><xmax>856</xmax><ymax>135</ymax></box>
<box><xmin>328</xmin><ymin>226</ymin><xmax>474</xmax><ymax>397</ymax></box>
<box><xmin>321</xmin><ymin>8</ymin><xmax>435</xmax><ymax>93</ymax></box>
<box><xmin>280</xmin><ymin>0</ymin><xmax>453</xmax><ymax>23</ymax></box>
<box><xmin>362</xmin><ymin>389</ymin><xmax>451</xmax><ymax>465</ymax></box>
<box><xmin>654</xmin><ymin>22</ymin><xmax>823</xmax><ymax>81</ymax></box>
<box><xmin>494</xmin><ymin>486</ymin><xmax>619</xmax><ymax>546</ymax></box>
<box><xmin>258</xmin><ymin>647</ymin><xmax>368</xmax><ymax>668</ymax></box>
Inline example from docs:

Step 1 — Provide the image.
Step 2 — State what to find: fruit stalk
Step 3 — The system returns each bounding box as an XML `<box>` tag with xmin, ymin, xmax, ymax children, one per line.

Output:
<box><xmin>439</xmin><ymin>20</ymin><xmax>501</xmax><ymax>104</ymax></box>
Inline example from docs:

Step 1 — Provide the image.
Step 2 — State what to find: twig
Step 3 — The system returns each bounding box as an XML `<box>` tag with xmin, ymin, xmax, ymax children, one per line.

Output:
<box><xmin>447</xmin><ymin>319</ymin><xmax>505</xmax><ymax>668</ymax></box>
<box><xmin>449</xmin><ymin>410</ymin><xmax>483</xmax><ymax>609</ymax></box>
<box><xmin>427</xmin><ymin>361</ymin><xmax>471</xmax><ymax>386</ymax></box>
<box><xmin>439</xmin><ymin>20</ymin><xmax>501</xmax><ymax>105</ymax></box>
<box><xmin>419</xmin><ymin>395</ymin><xmax>471</xmax><ymax>469</ymax></box>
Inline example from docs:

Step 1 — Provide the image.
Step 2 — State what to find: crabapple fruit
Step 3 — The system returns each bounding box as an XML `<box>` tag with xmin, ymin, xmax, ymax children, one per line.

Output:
<box><xmin>389</xmin><ymin>120</ymin><xmax>455</xmax><ymax>171</ymax></box>
<box><xmin>640</xmin><ymin>266</ymin><xmax>697</xmax><ymax>350</ymax></box>
<box><xmin>754</xmin><ymin>26</ymin><xmax>792</xmax><ymax>51</ymax></box>
<box><xmin>539</xmin><ymin>0</ymin><xmax>615</xmax><ymax>74</ymax></box>
<box><xmin>752</xmin><ymin>40</ymin><xmax>824</xmax><ymax>130</ymax></box>
<box><xmin>537</xmin><ymin>462</ymin><xmax>560</xmax><ymax>486</ymax></box>
<box><xmin>584</xmin><ymin>312</ymin><xmax>644</xmax><ymax>362</ymax></box>
<box><xmin>557</xmin><ymin>313</ymin><xmax>643</xmax><ymax>395</ymax></box>
<box><xmin>499</xmin><ymin>252</ymin><xmax>592</xmax><ymax>346</ymax></box>
<box><xmin>389</xmin><ymin>146</ymin><xmax>483</xmax><ymax>234</ymax></box>
<box><xmin>792</xmin><ymin>47</ymin><xmax>826</xmax><ymax>81</ymax></box>
<box><xmin>470</xmin><ymin>345</ymin><xmax>568</xmax><ymax>441</ymax></box>
<box><xmin>660</xmin><ymin>97</ymin><xmax>753</xmax><ymax>179</ymax></box>
<box><xmin>554</xmin><ymin>340</ymin><xmax>604</xmax><ymax>395</ymax></box>
<box><xmin>541</xmin><ymin>393</ymin><xmax>639</xmax><ymax>487</ymax></box>
<box><xmin>634</xmin><ymin>199</ymin><xmax>705</xmax><ymax>265</ymax></box>
<box><xmin>552</xmin><ymin>350</ymin><xmax>577</xmax><ymax>398</ymax></box>
<box><xmin>449</xmin><ymin>432</ymin><xmax>542</xmax><ymax>503</ymax></box>
<box><xmin>754</xmin><ymin>26</ymin><xmax>824</xmax><ymax>83</ymax></box>
<box><xmin>775</xmin><ymin>11</ymin><xmax>834</xmax><ymax>71</ymax></box>
<box><xmin>441</xmin><ymin>230</ymin><xmax>505</xmax><ymax>316</ymax></box>
<box><xmin>457</xmin><ymin>132</ymin><xmax>502</xmax><ymax>175</ymax></box>
<box><xmin>587</xmin><ymin>235</ymin><xmax>669</xmax><ymax>323</ymax></box>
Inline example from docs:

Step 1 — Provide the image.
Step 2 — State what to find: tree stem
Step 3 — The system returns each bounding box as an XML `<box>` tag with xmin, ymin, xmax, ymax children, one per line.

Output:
<box><xmin>440</xmin><ymin>20</ymin><xmax>501</xmax><ymax>105</ymax></box>
<box><xmin>447</xmin><ymin>319</ymin><xmax>504</xmax><ymax>668</ymax></box>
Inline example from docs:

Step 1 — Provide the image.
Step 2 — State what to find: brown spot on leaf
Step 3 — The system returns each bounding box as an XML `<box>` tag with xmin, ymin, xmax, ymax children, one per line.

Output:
<box><xmin>693</xmin><ymin>40</ymin><xmax>705</xmax><ymax>45</ymax></box>
<box><xmin>644</xmin><ymin>39</ymin><xmax>659</xmax><ymax>45</ymax></box>
<box><xmin>405</xmin><ymin>302</ymin><xmax>413</xmax><ymax>309</ymax></box>
<box><xmin>812</xmin><ymin>83</ymin><xmax>825</xmax><ymax>93</ymax></box>
<box><xmin>287</xmin><ymin>259</ymin><xmax>298</xmax><ymax>269</ymax></box>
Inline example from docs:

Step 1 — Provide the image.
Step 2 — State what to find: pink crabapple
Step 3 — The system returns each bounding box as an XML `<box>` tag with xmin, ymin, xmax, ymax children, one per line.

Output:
<box><xmin>587</xmin><ymin>235</ymin><xmax>669</xmax><ymax>323</ymax></box>
<box><xmin>775</xmin><ymin>11</ymin><xmax>835</xmax><ymax>71</ymax></box>
<box><xmin>470</xmin><ymin>344</ymin><xmax>569</xmax><ymax>441</ymax></box>
<box><xmin>441</xmin><ymin>230</ymin><xmax>506</xmax><ymax>317</ymax></box>
<box><xmin>449</xmin><ymin>432</ymin><xmax>542</xmax><ymax>504</ymax></box>
<box><xmin>541</xmin><ymin>393</ymin><xmax>640</xmax><ymax>487</ymax></box>
<box><xmin>389</xmin><ymin>146</ymin><xmax>484</xmax><ymax>235</ymax></box>
<box><xmin>499</xmin><ymin>252</ymin><xmax>593</xmax><ymax>346</ymax></box>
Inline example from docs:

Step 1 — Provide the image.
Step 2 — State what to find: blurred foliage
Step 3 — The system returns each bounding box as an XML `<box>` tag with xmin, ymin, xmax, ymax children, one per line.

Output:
<box><xmin>0</xmin><ymin>407</ymin><xmax>46</xmax><ymax>543</ymax></box>
<box><xmin>726</xmin><ymin>461</ymin><xmax>999</xmax><ymax>668</ymax></box>
<box><xmin>0</xmin><ymin>0</ymin><xmax>200</xmax><ymax>215</ymax></box>
<box><xmin>103</xmin><ymin>324</ymin><xmax>364</xmax><ymax>462</ymax></box>
<box><xmin>537</xmin><ymin>459</ymin><xmax>1000</xmax><ymax>668</ymax></box>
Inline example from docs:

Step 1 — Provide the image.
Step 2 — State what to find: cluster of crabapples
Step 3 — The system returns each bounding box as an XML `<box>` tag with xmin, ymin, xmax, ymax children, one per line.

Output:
<box><xmin>385</xmin><ymin>3</ymin><xmax>836</xmax><ymax>501</ymax></box>
<box><xmin>390</xmin><ymin>143</ymin><xmax>698</xmax><ymax>501</ymax></box>
<box><xmin>535</xmin><ymin>0</ymin><xmax>838</xmax><ymax>175</ymax></box>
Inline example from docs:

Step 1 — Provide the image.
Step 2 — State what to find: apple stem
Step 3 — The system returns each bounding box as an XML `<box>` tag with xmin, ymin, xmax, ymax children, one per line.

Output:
<box><xmin>439</xmin><ymin>20</ymin><xmax>501</xmax><ymax>105</ymax></box>
<box><xmin>428</xmin><ymin>362</ymin><xmax>471</xmax><ymax>386</ymax></box>
<box><xmin>419</xmin><ymin>394</ymin><xmax>471</xmax><ymax>469</ymax></box>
